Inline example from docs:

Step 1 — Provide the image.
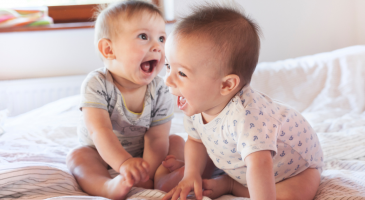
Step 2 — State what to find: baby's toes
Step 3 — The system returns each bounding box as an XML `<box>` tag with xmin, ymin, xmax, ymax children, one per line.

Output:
<box><xmin>162</xmin><ymin>158</ymin><xmax>184</xmax><ymax>172</ymax></box>
<box><xmin>202</xmin><ymin>179</ymin><xmax>213</xmax><ymax>190</ymax></box>
<box><xmin>202</xmin><ymin>179</ymin><xmax>214</xmax><ymax>197</ymax></box>
<box><xmin>202</xmin><ymin>189</ymin><xmax>213</xmax><ymax>197</ymax></box>
<box><xmin>164</xmin><ymin>155</ymin><xmax>176</xmax><ymax>161</ymax></box>
<box><xmin>202</xmin><ymin>177</ymin><xmax>232</xmax><ymax>199</ymax></box>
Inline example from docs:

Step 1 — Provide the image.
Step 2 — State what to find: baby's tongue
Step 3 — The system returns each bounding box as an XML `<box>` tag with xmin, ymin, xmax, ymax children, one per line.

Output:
<box><xmin>141</xmin><ymin>61</ymin><xmax>150</xmax><ymax>72</ymax></box>
<box><xmin>179</xmin><ymin>96</ymin><xmax>186</xmax><ymax>105</ymax></box>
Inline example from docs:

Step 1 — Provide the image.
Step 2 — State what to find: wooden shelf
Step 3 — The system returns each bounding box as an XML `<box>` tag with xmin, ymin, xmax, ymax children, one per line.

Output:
<box><xmin>0</xmin><ymin>20</ymin><xmax>175</xmax><ymax>33</ymax></box>
<box><xmin>0</xmin><ymin>22</ymin><xmax>95</xmax><ymax>33</ymax></box>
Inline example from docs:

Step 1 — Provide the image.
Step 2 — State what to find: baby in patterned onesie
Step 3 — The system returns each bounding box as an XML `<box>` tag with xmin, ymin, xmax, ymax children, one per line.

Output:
<box><xmin>66</xmin><ymin>1</ymin><xmax>185</xmax><ymax>200</ymax></box>
<box><xmin>162</xmin><ymin>3</ymin><xmax>324</xmax><ymax>200</ymax></box>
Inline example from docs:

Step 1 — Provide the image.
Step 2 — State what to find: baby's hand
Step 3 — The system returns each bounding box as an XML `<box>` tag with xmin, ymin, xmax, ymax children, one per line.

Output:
<box><xmin>162</xmin><ymin>174</ymin><xmax>203</xmax><ymax>200</ymax></box>
<box><xmin>119</xmin><ymin>157</ymin><xmax>150</xmax><ymax>186</ymax></box>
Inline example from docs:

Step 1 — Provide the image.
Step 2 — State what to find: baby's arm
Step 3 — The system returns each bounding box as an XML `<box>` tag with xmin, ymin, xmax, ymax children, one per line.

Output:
<box><xmin>141</xmin><ymin>121</ymin><xmax>171</xmax><ymax>183</ymax></box>
<box><xmin>163</xmin><ymin>136</ymin><xmax>209</xmax><ymax>200</ymax></box>
<box><xmin>83</xmin><ymin>107</ymin><xmax>149</xmax><ymax>185</ymax></box>
<box><xmin>244</xmin><ymin>150</ymin><xmax>276</xmax><ymax>200</ymax></box>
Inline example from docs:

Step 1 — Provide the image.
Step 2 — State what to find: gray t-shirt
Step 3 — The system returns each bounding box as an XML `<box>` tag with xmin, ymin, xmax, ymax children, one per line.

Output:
<box><xmin>77</xmin><ymin>67</ymin><xmax>174</xmax><ymax>157</ymax></box>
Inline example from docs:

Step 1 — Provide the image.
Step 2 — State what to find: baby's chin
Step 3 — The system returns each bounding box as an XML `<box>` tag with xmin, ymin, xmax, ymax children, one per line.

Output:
<box><xmin>134</xmin><ymin>75</ymin><xmax>157</xmax><ymax>85</ymax></box>
<box><xmin>184</xmin><ymin>111</ymin><xmax>195</xmax><ymax>117</ymax></box>
<box><xmin>182</xmin><ymin>108</ymin><xmax>200</xmax><ymax>117</ymax></box>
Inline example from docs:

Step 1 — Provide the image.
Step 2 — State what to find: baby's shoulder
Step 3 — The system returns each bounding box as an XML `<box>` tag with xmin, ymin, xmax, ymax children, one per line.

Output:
<box><xmin>149</xmin><ymin>75</ymin><xmax>164</xmax><ymax>88</ymax></box>
<box><xmin>228</xmin><ymin>87</ymin><xmax>287</xmax><ymax>123</ymax></box>
<box><xmin>231</xmin><ymin>86</ymin><xmax>271</xmax><ymax>113</ymax></box>
<box><xmin>81</xmin><ymin>67</ymin><xmax>115</xmax><ymax>94</ymax></box>
<box><xmin>149</xmin><ymin>76</ymin><xmax>170</xmax><ymax>99</ymax></box>
<box><xmin>83</xmin><ymin>67</ymin><xmax>110</xmax><ymax>84</ymax></box>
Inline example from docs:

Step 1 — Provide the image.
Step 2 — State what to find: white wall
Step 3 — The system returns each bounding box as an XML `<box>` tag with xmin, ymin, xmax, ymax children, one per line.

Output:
<box><xmin>175</xmin><ymin>0</ymin><xmax>364</xmax><ymax>62</ymax></box>
<box><xmin>0</xmin><ymin>29</ymin><xmax>102</xmax><ymax>80</ymax></box>
<box><xmin>0</xmin><ymin>0</ymin><xmax>364</xmax><ymax>80</ymax></box>
<box><xmin>356</xmin><ymin>0</ymin><xmax>365</xmax><ymax>45</ymax></box>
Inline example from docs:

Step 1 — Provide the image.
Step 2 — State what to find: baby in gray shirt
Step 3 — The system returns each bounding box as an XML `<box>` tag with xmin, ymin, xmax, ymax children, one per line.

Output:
<box><xmin>77</xmin><ymin>67</ymin><xmax>174</xmax><ymax>158</ymax></box>
<box><xmin>66</xmin><ymin>1</ymin><xmax>184</xmax><ymax>200</ymax></box>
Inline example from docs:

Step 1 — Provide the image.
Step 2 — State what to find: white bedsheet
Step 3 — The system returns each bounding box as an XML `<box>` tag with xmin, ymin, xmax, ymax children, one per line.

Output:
<box><xmin>1</xmin><ymin>45</ymin><xmax>365</xmax><ymax>200</ymax></box>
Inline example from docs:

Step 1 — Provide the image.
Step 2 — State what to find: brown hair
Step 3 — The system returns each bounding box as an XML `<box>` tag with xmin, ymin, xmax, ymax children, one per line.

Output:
<box><xmin>94</xmin><ymin>0</ymin><xmax>163</xmax><ymax>46</ymax></box>
<box><xmin>174</xmin><ymin>2</ymin><xmax>261</xmax><ymax>85</ymax></box>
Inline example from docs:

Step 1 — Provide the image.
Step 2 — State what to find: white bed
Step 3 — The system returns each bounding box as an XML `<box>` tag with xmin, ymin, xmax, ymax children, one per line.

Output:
<box><xmin>1</xmin><ymin>45</ymin><xmax>365</xmax><ymax>200</ymax></box>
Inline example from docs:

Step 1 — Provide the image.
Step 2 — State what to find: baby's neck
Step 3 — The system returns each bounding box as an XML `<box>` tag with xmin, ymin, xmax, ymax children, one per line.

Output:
<box><xmin>114</xmin><ymin>79</ymin><xmax>145</xmax><ymax>94</ymax></box>
<box><xmin>111</xmin><ymin>73</ymin><xmax>148</xmax><ymax>114</ymax></box>
<box><xmin>110</xmin><ymin>72</ymin><xmax>145</xmax><ymax>92</ymax></box>
<box><xmin>201</xmin><ymin>97</ymin><xmax>232</xmax><ymax>124</ymax></box>
<box><xmin>201</xmin><ymin>85</ymin><xmax>244</xmax><ymax>124</ymax></box>
<box><xmin>114</xmin><ymin>79</ymin><xmax>147</xmax><ymax>114</ymax></box>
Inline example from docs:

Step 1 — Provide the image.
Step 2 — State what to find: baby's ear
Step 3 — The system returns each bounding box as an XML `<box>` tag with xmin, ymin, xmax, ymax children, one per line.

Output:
<box><xmin>98</xmin><ymin>38</ymin><xmax>116</xmax><ymax>60</ymax></box>
<box><xmin>220</xmin><ymin>74</ymin><xmax>240</xmax><ymax>96</ymax></box>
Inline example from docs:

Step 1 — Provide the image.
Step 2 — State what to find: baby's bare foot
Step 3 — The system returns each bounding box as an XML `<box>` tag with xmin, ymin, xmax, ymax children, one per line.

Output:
<box><xmin>202</xmin><ymin>174</ymin><xmax>233</xmax><ymax>199</ymax></box>
<box><xmin>103</xmin><ymin>175</ymin><xmax>133</xmax><ymax>200</ymax></box>
<box><xmin>162</xmin><ymin>155</ymin><xmax>185</xmax><ymax>172</ymax></box>
<box><xmin>155</xmin><ymin>166</ymin><xmax>185</xmax><ymax>192</ymax></box>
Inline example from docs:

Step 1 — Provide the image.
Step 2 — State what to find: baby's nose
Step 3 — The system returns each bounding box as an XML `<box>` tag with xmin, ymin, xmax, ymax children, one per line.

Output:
<box><xmin>164</xmin><ymin>73</ymin><xmax>175</xmax><ymax>88</ymax></box>
<box><xmin>151</xmin><ymin>42</ymin><xmax>162</xmax><ymax>52</ymax></box>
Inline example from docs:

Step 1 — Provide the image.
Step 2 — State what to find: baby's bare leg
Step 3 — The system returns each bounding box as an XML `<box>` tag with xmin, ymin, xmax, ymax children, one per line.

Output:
<box><xmin>154</xmin><ymin>135</ymin><xmax>185</xmax><ymax>192</ymax></box>
<box><xmin>155</xmin><ymin>134</ymin><xmax>217</xmax><ymax>193</ymax></box>
<box><xmin>275</xmin><ymin>168</ymin><xmax>321</xmax><ymax>200</ymax></box>
<box><xmin>202</xmin><ymin>174</ymin><xmax>247</xmax><ymax>199</ymax></box>
<box><xmin>66</xmin><ymin>146</ymin><xmax>132</xmax><ymax>200</ymax></box>
<box><xmin>203</xmin><ymin>168</ymin><xmax>321</xmax><ymax>200</ymax></box>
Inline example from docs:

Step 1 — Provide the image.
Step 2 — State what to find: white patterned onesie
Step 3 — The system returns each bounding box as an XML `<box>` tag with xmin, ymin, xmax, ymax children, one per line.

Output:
<box><xmin>184</xmin><ymin>85</ymin><xmax>323</xmax><ymax>186</ymax></box>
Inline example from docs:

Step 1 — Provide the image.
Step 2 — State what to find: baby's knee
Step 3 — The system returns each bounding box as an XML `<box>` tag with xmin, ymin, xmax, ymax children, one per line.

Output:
<box><xmin>277</xmin><ymin>190</ymin><xmax>301</xmax><ymax>200</ymax></box>
<box><xmin>276</xmin><ymin>168</ymin><xmax>321</xmax><ymax>200</ymax></box>
<box><xmin>168</xmin><ymin>134</ymin><xmax>185</xmax><ymax>145</ymax></box>
<box><xmin>155</xmin><ymin>166</ymin><xmax>185</xmax><ymax>192</ymax></box>
<box><xmin>66</xmin><ymin>146</ymin><xmax>95</xmax><ymax>167</ymax></box>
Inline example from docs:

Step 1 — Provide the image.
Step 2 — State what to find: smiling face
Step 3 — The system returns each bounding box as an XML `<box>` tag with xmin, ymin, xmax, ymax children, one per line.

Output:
<box><xmin>102</xmin><ymin>11</ymin><xmax>166</xmax><ymax>87</ymax></box>
<box><xmin>164</xmin><ymin>33</ymin><xmax>229</xmax><ymax>118</ymax></box>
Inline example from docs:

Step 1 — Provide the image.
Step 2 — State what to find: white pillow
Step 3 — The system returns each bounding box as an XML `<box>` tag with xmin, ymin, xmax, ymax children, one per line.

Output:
<box><xmin>251</xmin><ymin>45</ymin><xmax>365</xmax><ymax>113</ymax></box>
<box><xmin>0</xmin><ymin>109</ymin><xmax>8</xmax><ymax>136</ymax></box>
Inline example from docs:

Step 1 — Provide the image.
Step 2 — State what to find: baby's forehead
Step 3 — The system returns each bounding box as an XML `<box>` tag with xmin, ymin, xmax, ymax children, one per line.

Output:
<box><xmin>169</xmin><ymin>32</ymin><xmax>215</xmax><ymax>50</ymax></box>
<box><xmin>109</xmin><ymin>10</ymin><xmax>164</xmax><ymax>37</ymax></box>
<box><xmin>114</xmin><ymin>10</ymin><xmax>161</xmax><ymax>25</ymax></box>
<box><xmin>167</xmin><ymin>32</ymin><xmax>228</xmax><ymax>76</ymax></box>
<box><xmin>172</xmin><ymin>33</ymin><xmax>224</xmax><ymax>61</ymax></box>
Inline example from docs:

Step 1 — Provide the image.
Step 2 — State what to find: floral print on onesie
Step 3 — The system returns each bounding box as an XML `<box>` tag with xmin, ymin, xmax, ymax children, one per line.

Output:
<box><xmin>184</xmin><ymin>85</ymin><xmax>323</xmax><ymax>187</ymax></box>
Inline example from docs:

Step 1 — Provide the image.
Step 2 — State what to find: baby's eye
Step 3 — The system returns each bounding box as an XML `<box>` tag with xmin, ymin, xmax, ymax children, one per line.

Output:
<box><xmin>138</xmin><ymin>33</ymin><xmax>148</xmax><ymax>40</ymax></box>
<box><xmin>165</xmin><ymin>63</ymin><xmax>171</xmax><ymax>70</ymax></box>
<box><xmin>159</xmin><ymin>36</ymin><xmax>165</xmax><ymax>43</ymax></box>
<box><xmin>179</xmin><ymin>71</ymin><xmax>187</xmax><ymax>77</ymax></box>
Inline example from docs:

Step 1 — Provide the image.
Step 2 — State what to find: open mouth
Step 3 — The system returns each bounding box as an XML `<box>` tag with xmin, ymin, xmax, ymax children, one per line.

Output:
<box><xmin>140</xmin><ymin>60</ymin><xmax>158</xmax><ymax>73</ymax></box>
<box><xmin>177</xmin><ymin>96</ymin><xmax>187</xmax><ymax>110</ymax></box>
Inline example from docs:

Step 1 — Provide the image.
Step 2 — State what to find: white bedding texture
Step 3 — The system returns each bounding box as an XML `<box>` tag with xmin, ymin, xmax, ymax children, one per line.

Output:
<box><xmin>1</xmin><ymin>45</ymin><xmax>365</xmax><ymax>200</ymax></box>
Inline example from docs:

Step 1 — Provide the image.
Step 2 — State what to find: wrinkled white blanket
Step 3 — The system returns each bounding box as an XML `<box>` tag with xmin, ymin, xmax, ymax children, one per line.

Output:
<box><xmin>1</xmin><ymin>45</ymin><xmax>365</xmax><ymax>200</ymax></box>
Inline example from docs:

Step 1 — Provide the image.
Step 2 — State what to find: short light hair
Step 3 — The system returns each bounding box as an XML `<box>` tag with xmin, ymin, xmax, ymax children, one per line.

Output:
<box><xmin>94</xmin><ymin>0</ymin><xmax>163</xmax><ymax>46</ymax></box>
<box><xmin>174</xmin><ymin>2</ymin><xmax>261</xmax><ymax>85</ymax></box>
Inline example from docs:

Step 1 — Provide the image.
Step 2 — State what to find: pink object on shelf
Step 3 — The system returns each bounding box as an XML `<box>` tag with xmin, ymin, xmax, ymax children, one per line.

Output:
<box><xmin>0</xmin><ymin>6</ymin><xmax>53</xmax><ymax>28</ymax></box>
<box><xmin>0</xmin><ymin>15</ymin><xmax>15</xmax><ymax>23</ymax></box>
